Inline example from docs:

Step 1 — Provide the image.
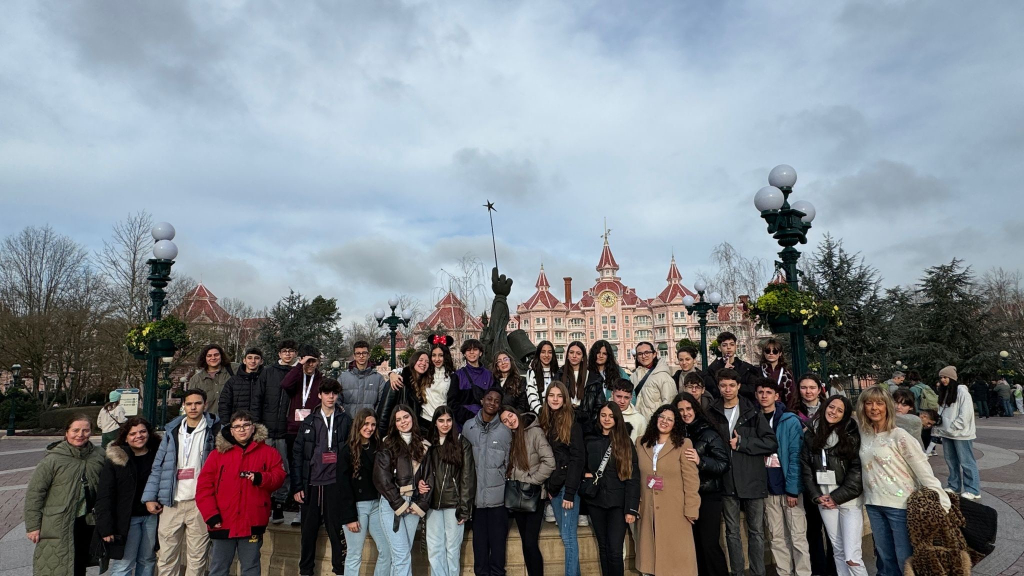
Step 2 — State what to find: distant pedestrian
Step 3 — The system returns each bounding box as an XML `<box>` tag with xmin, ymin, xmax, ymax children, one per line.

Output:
<box><xmin>25</xmin><ymin>414</ymin><xmax>105</xmax><ymax>576</ymax></box>
<box><xmin>98</xmin><ymin>391</ymin><xmax>127</xmax><ymax>448</ymax></box>
<box><xmin>933</xmin><ymin>367</ymin><xmax>981</xmax><ymax>500</ymax></box>
<box><xmin>93</xmin><ymin>417</ymin><xmax>160</xmax><ymax>576</ymax></box>
<box><xmin>970</xmin><ymin>378</ymin><xmax>991</xmax><ymax>419</ymax></box>
<box><xmin>994</xmin><ymin>378</ymin><xmax>1014</xmax><ymax>417</ymax></box>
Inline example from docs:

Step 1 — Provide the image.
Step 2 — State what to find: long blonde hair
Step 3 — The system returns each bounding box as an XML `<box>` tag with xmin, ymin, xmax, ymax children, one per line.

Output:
<box><xmin>855</xmin><ymin>386</ymin><xmax>896</xmax><ymax>433</ymax></box>
<box><xmin>539</xmin><ymin>381</ymin><xmax>575</xmax><ymax>446</ymax></box>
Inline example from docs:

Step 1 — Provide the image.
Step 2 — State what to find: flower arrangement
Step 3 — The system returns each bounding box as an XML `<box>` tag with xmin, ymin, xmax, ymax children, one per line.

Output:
<box><xmin>745</xmin><ymin>284</ymin><xmax>842</xmax><ymax>331</ymax></box>
<box><xmin>125</xmin><ymin>316</ymin><xmax>190</xmax><ymax>355</ymax></box>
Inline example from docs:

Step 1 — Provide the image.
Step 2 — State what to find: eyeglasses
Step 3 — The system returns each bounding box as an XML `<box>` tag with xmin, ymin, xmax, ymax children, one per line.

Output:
<box><xmin>230</xmin><ymin>423</ymin><xmax>253</xmax><ymax>430</ymax></box>
<box><xmin>497</xmin><ymin>357</ymin><xmax>512</xmax><ymax>364</ymax></box>
<box><xmin>684</xmin><ymin>383</ymin><xmax>704</xmax><ymax>390</ymax></box>
<box><xmin>637</xmin><ymin>351</ymin><xmax>655</xmax><ymax>357</ymax></box>
<box><xmin>657</xmin><ymin>415</ymin><xmax>675</xmax><ymax>424</ymax></box>
<box><xmin>764</xmin><ymin>348</ymin><xmax>780</xmax><ymax>355</ymax></box>
<box><xmin>280</xmin><ymin>349</ymin><xmax>296</xmax><ymax>354</ymax></box>
<box><xmin>354</xmin><ymin>351</ymin><xmax>370</xmax><ymax>356</ymax></box>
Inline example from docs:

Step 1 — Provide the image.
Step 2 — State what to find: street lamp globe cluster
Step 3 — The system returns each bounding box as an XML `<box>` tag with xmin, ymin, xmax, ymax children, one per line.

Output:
<box><xmin>754</xmin><ymin>164</ymin><xmax>818</xmax><ymax>376</ymax></box>
<box><xmin>682</xmin><ymin>279</ymin><xmax>722</xmax><ymax>372</ymax></box>
<box><xmin>375</xmin><ymin>298</ymin><xmax>412</xmax><ymax>369</ymax></box>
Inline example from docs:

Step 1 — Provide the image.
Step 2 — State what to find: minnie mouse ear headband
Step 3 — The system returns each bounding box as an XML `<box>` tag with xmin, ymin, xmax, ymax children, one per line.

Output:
<box><xmin>428</xmin><ymin>334</ymin><xmax>454</xmax><ymax>348</ymax></box>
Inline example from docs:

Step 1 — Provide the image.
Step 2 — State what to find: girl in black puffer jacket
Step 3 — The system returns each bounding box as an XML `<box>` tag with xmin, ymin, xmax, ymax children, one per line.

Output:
<box><xmin>676</xmin><ymin>392</ymin><xmax>731</xmax><ymax>576</ymax></box>
<box><xmin>424</xmin><ymin>406</ymin><xmax>475</xmax><ymax>576</ymax></box>
<box><xmin>801</xmin><ymin>395</ymin><xmax>865</xmax><ymax>576</ymax></box>
<box><xmin>338</xmin><ymin>408</ymin><xmax>391</xmax><ymax>576</ymax></box>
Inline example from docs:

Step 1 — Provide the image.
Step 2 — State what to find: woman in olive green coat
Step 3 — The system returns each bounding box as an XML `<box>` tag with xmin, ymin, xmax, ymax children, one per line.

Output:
<box><xmin>24</xmin><ymin>414</ymin><xmax>106</xmax><ymax>576</ymax></box>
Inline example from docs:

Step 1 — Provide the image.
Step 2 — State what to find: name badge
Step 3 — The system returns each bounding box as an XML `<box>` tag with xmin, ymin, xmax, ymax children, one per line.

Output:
<box><xmin>321</xmin><ymin>452</ymin><xmax>338</xmax><ymax>464</ymax></box>
<box><xmin>176</xmin><ymin>468</ymin><xmax>195</xmax><ymax>480</ymax></box>
<box><xmin>295</xmin><ymin>408</ymin><xmax>311</xmax><ymax>422</ymax></box>
<box><xmin>646</xmin><ymin>475</ymin><xmax>664</xmax><ymax>491</ymax></box>
<box><xmin>765</xmin><ymin>454</ymin><xmax>781</xmax><ymax>468</ymax></box>
<box><xmin>816</xmin><ymin>470</ymin><xmax>837</xmax><ymax>485</ymax></box>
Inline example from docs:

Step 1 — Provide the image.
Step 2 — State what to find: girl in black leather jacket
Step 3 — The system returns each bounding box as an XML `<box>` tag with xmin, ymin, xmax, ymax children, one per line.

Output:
<box><xmin>676</xmin><ymin>392</ymin><xmax>731</xmax><ymax>576</ymax></box>
<box><xmin>424</xmin><ymin>406</ymin><xmax>475</xmax><ymax>576</ymax></box>
<box><xmin>372</xmin><ymin>405</ymin><xmax>432</xmax><ymax>576</ymax></box>
<box><xmin>800</xmin><ymin>395</ymin><xmax>865</xmax><ymax>576</ymax></box>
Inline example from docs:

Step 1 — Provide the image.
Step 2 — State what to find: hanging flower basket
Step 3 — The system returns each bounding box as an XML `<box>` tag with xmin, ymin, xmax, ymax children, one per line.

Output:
<box><xmin>746</xmin><ymin>284</ymin><xmax>841</xmax><ymax>334</ymax></box>
<box><xmin>126</xmin><ymin>317</ymin><xmax>190</xmax><ymax>357</ymax></box>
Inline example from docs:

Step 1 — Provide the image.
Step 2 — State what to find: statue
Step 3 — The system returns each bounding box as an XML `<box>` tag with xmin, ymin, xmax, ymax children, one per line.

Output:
<box><xmin>480</xmin><ymin>267</ymin><xmax>536</xmax><ymax>371</ymax></box>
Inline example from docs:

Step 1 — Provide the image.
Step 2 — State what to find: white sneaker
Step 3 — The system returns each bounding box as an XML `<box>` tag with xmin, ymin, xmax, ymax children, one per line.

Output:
<box><xmin>291</xmin><ymin>511</ymin><xmax>301</xmax><ymax>526</ymax></box>
<box><xmin>961</xmin><ymin>492</ymin><xmax>981</xmax><ymax>500</ymax></box>
<box><xmin>577</xmin><ymin>514</ymin><xmax>590</xmax><ymax>527</ymax></box>
<box><xmin>544</xmin><ymin>503</ymin><xmax>555</xmax><ymax>523</ymax></box>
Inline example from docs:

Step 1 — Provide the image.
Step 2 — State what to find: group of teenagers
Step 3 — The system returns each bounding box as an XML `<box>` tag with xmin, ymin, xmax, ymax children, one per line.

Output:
<box><xmin>24</xmin><ymin>331</ymin><xmax>981</xmax><ymax>576</ymax></box>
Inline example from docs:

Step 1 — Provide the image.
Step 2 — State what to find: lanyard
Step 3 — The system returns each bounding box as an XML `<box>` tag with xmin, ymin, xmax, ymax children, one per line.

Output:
<box><xmin>821</xmin><ymin>449</ymin><xmax>829</xmax><ymax>470</ymax></box>
<box><xmin>302</xmin><ymin>374</ymin><xmax>314</xmax><ymax>406</ymax></box>
<box><xmin>322</xmin><ymin>410</ymin><xmax>335</xmax><ymax>450</ymax></box>
<box><xmin>181</xmin><ymin>424</ymin><xmax>198</xmax><ymax>467</ymax></box>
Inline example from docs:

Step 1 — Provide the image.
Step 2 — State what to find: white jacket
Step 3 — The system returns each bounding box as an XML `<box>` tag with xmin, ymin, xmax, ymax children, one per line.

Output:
<box><xmin>933</xmin><ymin>384</ymin><xmax>977</xmax><ymax>440</ymax></box>
<box><xmin>632</xmin><ymin>359</ymin><xmax>677</xmax><ymax>419</ymax></box>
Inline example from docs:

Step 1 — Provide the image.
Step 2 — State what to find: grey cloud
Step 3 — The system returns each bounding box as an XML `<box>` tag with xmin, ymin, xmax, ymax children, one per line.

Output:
<box><xmin>317</xmin><ymin>237</ymin><xmax>434</xmax><ymax>292</ymax></box>
<box><xmin>453</xmin><ymin>148</ymin><xmax>542</xmax><ymax>199</ymax></box>
<box><xmin>776</xmin><ymin>106</ymin><xmax>870</xmax><ymax>169</ymax></box>
<box><xmin>808</xmin><ymin>160</ymin><xmax>952</xmax><ymax>217</ymax></box>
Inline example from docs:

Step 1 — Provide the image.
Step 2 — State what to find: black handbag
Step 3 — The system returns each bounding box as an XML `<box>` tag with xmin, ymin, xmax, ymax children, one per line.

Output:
<box><xmin>959</xmin><ymin>498</ymin><xmax>998</xmax><ymax>555</ymax></box>
<box><xmin>504</xmin><ymin>479</ymin><xmax>541</xmax><ymax>513</ymax></box>
<box><xmin>580</xmin><ymin>446</ymin><xmax>612</xmax><ymax>499</ymax></box>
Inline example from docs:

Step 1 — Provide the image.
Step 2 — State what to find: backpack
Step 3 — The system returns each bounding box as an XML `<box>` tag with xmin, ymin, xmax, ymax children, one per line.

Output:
<box><xmin>917</xmin><ymin>384</ymin><xmax>939</xmax><ymax>410</ymax></box>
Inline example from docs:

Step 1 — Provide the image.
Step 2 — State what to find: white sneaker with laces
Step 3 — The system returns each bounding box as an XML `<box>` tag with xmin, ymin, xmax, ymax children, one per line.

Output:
<box><xmin>544</xmin><ymin>502</ymin><xmax>555</xmax><ymax>523</ymax></box>
<box><xmin>961</xmin><ymin>492</ymin><xmax>981</xmax><ymax>500</ymax></box>
<box><xmin>577</xmin><ymin>514</ymin><xmax>589</xmax><ymax>527</ymax></box>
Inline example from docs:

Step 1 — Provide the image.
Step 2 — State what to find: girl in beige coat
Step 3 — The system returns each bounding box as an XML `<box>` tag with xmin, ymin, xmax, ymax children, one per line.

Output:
<box><xmin>635</xmin><ymin>404</ymin><xmax>701</xmax><ymax>576</ymax></box>
<box><xmin>502</xmin><ymin>407</ymin><xmax>555</xmax><ymax>576</ymax></box>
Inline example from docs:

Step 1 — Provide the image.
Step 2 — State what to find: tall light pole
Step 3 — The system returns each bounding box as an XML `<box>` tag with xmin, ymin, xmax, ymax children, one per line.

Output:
<box><xmin>375</xmin><ymin>298</ymin><xmax>412</xmax><ymax>369</ymax></box>
<box><xmin>7</xmin><ymin>364</ymin><xmax>21</xmax><ymax>436</ymax></box>
<box><xmin>682</xmin><ymin>280</ymin><xmax>722</xmax><ymax>372</ymax></box>
<box><xmin>144</xmin><ymin>222</ymin><xmax>179</xmax><ymax>423</ymax></box>
<box><xmin>157</xmin><ymin>357</ymin><xmax>173</xmax><ymax>429</ymax></box>
<box><xmin>754</xmin><ymin>164</ymin><xmax>816</xmax><ymax>376</ymax></box>
<box><xmin>1001</xmin><ymin>350</ymin><xmax>1011</xmax><ymax>383</ymax></box>
<box><xmin>330</xmin><ymin>361</ymin><xmax>342</xmax><ymax>379</ymax></box>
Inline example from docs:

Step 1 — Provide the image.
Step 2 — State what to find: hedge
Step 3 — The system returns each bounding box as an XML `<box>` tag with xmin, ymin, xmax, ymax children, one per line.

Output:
<box><xmin>38</xmin><ymin>406</ymin><xmax>103</xmax><ymax>430</ymax></box>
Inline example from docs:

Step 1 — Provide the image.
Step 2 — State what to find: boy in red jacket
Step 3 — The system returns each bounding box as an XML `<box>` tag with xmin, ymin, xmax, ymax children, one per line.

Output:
<box><xmin>197</xmin><ymin>411</ymin><xmax>286</xmax><ymax>576</ymax></box>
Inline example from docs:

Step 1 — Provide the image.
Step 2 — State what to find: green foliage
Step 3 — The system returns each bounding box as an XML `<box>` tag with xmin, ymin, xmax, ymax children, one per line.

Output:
<box><xmin>0</xmin><ymin>391</ymin><xmax>42</xmax><ymax>428</ymax></box>
<box><xmin>802</xmin><ymin>235</ymin><xmax>885</xmax><ymax>377</ymax></box>
<box><xmin>125</xmin><ymin>316</ymin><xmax>190</xmax><ymax>354</ymax></box>
<box><xmin>746</xmin><ymin>283</ymin><xmax>841</xmax><ymax>329</ymax></box>
<box><xmin>255</xmin><ymin>291</ymin><xmax>345</xmax><ymax>360</ymax></box>
<box><xmin>370</xmin><ymin>345</ymin><xmax>388</xmax><ymax>366</ymax></box>
<box><xmin>398</xmin><ymin>348</ymin><xmax>416</xmax><ymax>365</ymax></box>
<box><xmin>675</xmin><ymin>338</ymin><xmax>699</xmax><ymax>352</ymax></box>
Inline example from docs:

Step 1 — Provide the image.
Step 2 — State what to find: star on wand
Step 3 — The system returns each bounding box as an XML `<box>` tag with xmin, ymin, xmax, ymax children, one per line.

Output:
<box><xmin>484</xmin><ymin>200</ymin><xmax>498</xmax><ymax>272</ymax></box>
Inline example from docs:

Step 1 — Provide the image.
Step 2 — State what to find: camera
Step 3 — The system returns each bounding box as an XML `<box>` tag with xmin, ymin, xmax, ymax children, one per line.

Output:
<box><xmin>239</xmin><ymin>471</ymin><xmax>252</xmax><ymax>478</ymax></box>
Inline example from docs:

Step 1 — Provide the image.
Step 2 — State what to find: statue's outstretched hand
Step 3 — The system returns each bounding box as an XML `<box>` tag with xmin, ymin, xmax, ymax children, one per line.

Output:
<box><xmin>492</xmin><ymin>267</ymin><xmax>513</xmax><ymax>297</ymax></box>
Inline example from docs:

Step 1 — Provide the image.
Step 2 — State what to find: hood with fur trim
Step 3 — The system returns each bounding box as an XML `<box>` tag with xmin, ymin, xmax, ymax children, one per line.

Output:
<box><xmin>216</xmin><ymin>423</ymin><xmax>269</xmax><ymax>453</ymax></box>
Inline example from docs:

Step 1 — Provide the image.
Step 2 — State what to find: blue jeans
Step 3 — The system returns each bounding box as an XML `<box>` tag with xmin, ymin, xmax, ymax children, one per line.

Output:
<box><xmin>550</xmin><ymin>488</ymin><xmax>581</xmax><ymax>576</ymax></box>
<box><xmin>378</xmin><ymin>496</ymin><xmax>420</xmax><ymax>576</ymax></box>
<box><xmin>1002</xmin><ymin>399</ymin><xmax>1015</xmax><ymax>416</ymax></box>
<box><xmin>342</xmin><ymin>500</ymin><xmax>391</xmax><ymax>576</ymax></box>
<box><xmin>866</xmin><ymin>505</ymin><xmax>912</xmax><ymax>576</ymax></box>
<box><xmin>942</xmin><ymin>438</ymin><xmax>981</xmax><ymax>495</ymax></box>
<box><xmin>108</xmin><ymin>515</ymin><xmax>158</xmax><ymax>576</ymax></box>
<box><xmin>425</xmin><ymin>508</ymin><xmax>464</xmax><ymax>576</ymax></box>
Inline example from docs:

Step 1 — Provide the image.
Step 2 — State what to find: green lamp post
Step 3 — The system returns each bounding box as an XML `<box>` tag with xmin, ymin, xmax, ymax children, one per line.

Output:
<box><xmin>330</xmin><ymin>361</ymin><xmax>342</xmax><ymax>379</ymax></box>
<box><xmin>818</xmin><ymin>340</ymin><xmax>829</xmax><ymax>381</ymax></box>
<box><xmin>143</xmin><ymin>222</ymin><xmax>178</xmax><ymax>423</ymax></box>
<box><xmin>7</xmin><ymin>364</ymin><xmax>21</xmax><ymax>437</ymax></box>
<box><xmin>754</xmin><ymin>164</ymin><xmax>817</xmax><ymax>376</ymax></box>
<box><xmin>375</xmin><ymin>298</ymin><xmax>412</xmax><ymax>369</ymax></box>
<box><xmin>681</xmin><ymin>280</ymin><xmax>722</xmax><ymax>372</ymax></box>
<box><xmin>1000</xmin><ymin>350</ymin><xmax>1011</xmax><ymax>383</ymax></box>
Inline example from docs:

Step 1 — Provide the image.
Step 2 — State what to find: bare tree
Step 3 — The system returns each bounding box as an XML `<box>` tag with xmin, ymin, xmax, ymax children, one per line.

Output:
<box><xmin>979</xmin><ymin>267</ymin><xmax>1024</xmax><ymax>370</ymax></box>
<box><xmin>695</xmin><ymin>242</ymin><xmax>769</xmax><ymax>360</ymax></box>
<box><xmin>220</xmin><ymin>297</ymin><xmax>257</xmax><ymax>360</ymax></box>
<box><xmin>0</xmin><ymin>226</ymin><xmax>94</xmax><ymax>404</ymax></box>
<box><xmin>96</xmin><ymin>211</ymin><xmax>153</xmax><ymax>323</ymax></box>
<box><xmin>344</xmin><ymin>315</ymin><xmax>388</xmax><ymax>357</ymax></box>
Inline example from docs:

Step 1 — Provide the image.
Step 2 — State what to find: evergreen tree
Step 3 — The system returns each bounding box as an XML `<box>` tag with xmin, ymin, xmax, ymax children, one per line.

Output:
<box><xmin>913</xmin><ymin>259</ymin><xmax>991</xmax><ymax>377</ymax></box>
<box><xmin>255</xmin><ymin>291</ymin><xmax>345</xmax><ymax>360</ymax></box>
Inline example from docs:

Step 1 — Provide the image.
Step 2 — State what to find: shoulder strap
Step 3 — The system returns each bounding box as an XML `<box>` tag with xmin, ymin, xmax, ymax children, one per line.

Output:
<box><xmin>595</xmin><ymin>445</ymin><xmax>613</xmax><ymax>478</ymax></box>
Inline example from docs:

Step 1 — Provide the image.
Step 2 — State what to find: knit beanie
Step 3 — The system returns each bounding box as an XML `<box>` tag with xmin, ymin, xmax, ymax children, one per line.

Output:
<box><xmin>938</xmin><ymin>366</ymin><xmax>958</xmax><ymax>380</ymax></box>
<box><xmin>109</xmin><ymin>390</ymin><xmax>121</xmax><ymax>402</ymax></box>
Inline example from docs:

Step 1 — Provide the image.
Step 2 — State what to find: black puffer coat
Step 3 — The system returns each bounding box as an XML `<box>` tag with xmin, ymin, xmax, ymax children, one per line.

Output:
<box><xmin>578</xmin><ymin>370</ymin><xmax>609</xmax><ymax>438</ymax></box>
<box><xmin>337</xmin><ymin>440</ymin><xmax>381</xmax><ymax>525</ymax></box>
<box><xmin>496</xmin><ymin>375</ymin><xmax>530</xmax><ymax>415</ymax></box>
<box><xmin>259</xmin><ymin>362</ymin><xmax>296</xmax><ymax>439</ymax></box>
<box><xmin>685</xmin><ymin>417</ymin><xmax>730</xmax><ymax>495</ymax></box>
<box><xmin>545</xmin><ymin>421</ymin><xmax>585</xmax><ymax>501</ymax></box>
<box><xmin>377</xmin><ymin>366</ymin><xmax>424</xmax><ymax>431</ymax></box>
<box><xmin>800</xmin><ymin>419</ymin><xmax>863</xmax><ymax>506</ymax></box>
<box><xmin>218</xmin><ymin>366</ymin><xmax>264</xmax><ymax>424</ymax></box>
<box><xmin>583</xmin><ymin>434</ymin><xmax>640</xmax><ymax>514</ymax></box>
<box><xmin>92</xmin><ymin>440</ymin><xmax>159</xmax><ymax>560</ymax></box>
<box><xmin>291</xmin><ymin>407</ymin><xmax>353</xmax><ymax>495</ymax></box>
<box><xmin>707</xmin><ymin>396</ymin><xmax>778</xmax><ymax>499</ymax></box>
<box><xmin>426</xmin><ymin>436</ymin><xmax>476</xmax><ymax>522</ymax></box>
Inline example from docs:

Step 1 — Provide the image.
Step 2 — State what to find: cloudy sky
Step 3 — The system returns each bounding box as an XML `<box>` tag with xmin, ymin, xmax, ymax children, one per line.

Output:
<box><xmin>2</xmin><ymin>1</ymin><xmax>1021</xmax><ymax>321</ymax></box>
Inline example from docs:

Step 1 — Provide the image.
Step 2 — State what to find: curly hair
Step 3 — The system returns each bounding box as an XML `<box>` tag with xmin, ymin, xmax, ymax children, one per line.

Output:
<box><xmin>639</xmin><ymin>404</ymin><xmax>687</xmax><ymax>449</ymax></box>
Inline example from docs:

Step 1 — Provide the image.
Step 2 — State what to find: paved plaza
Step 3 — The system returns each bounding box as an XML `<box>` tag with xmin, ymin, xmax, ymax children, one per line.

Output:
<box><xmin>1</xmin><ymin>418</ymin><xmax>1022</xmax><ymax>576</ymax></box>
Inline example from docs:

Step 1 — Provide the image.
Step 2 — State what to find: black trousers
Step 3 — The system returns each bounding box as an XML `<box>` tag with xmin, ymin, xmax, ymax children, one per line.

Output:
<box><xmin>803</xmin><ymin>492</ymin><xmax>837</xmax><ymax>576</ymax></box>
<box><xmin>693</xmin><ymin>495</ymin><xmax>729</xmax><ymax>576</ymax></box>
<box><xmin>473</xmin><ymin>506</ymin><xmax>509</xmax><ymax>576</ymax></box>
<box><xmin>74</xmin><ymin>516</ymin><xmax>93</xmax><ymax>576</ymax></box>
<box><xmin>511</xmin><ymin>506</ymin><xmax>545</xmax><ymax>576</ymax></box>
<box><xmin>589</xmin><ymin>505</ymin><xmax>628</xmax><ymax>576</ymax></box>
<box><xmin>299</xmin><ymin>483</ymin><xmax>345</xmax><ymax>575</ymax></box>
